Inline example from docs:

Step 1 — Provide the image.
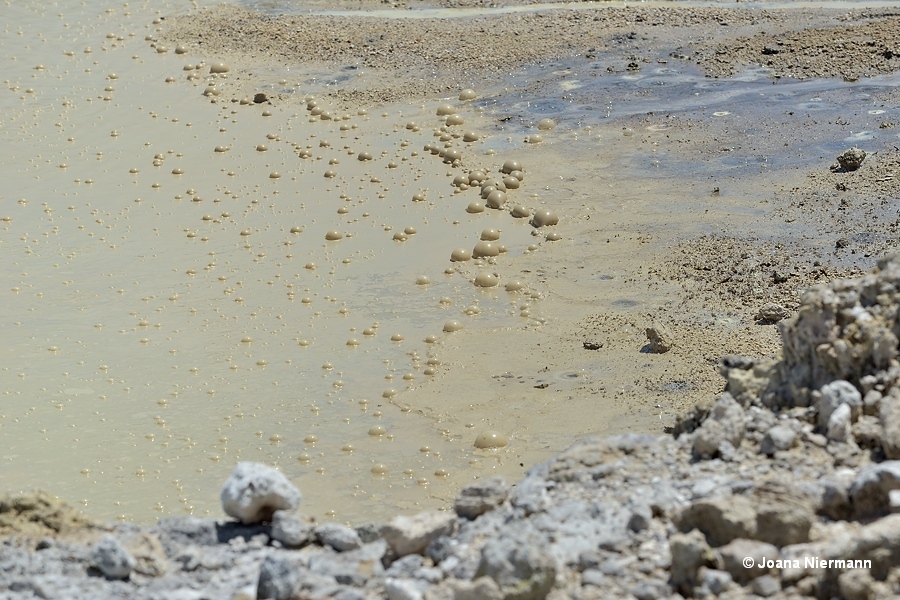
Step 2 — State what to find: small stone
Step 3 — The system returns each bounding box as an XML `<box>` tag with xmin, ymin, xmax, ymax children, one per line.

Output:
<box><xmin>91</xmin><ymin>535</ymin><xmax>136</xmax><ymax>579</ymax></box>
<box><xmin>756</xmin><ymin>303</ymin><xmax>788</xmax><ymax>324</ymax></box>
<box><xmin>761</xmin><ymin>425</ymin><xmax>796</xmax><ymax>456</ymax></box>
<box><xmin>220</xmin><ymin>462</ymin><xmax>301</xmax><ymax>524</ymax></box>
<box><xmin>271</xmin><ymin>511</ymin><xmax>313</xmax><ymax>548</ymax></box>
<box><xmin>383</xmin><ymin>510</ymin><xmax>456</xmax><ymax>557</ymax></box>
<box><xmin>836</xmin><ymin>147</ymin><xmax>866</xmax><ymax>171</ymax></box>
<box><xmin>645</xmin><ymin>323</ymin><xmax>673</xmax><ymax>353</ymax></box>
<box><xmin>316</xmin><ymin>522</ymin><xmax>362</xmax><ymax>552</ymax></box>
<box><xmin>454</xmin><ymin>477</ymin><xmax>509</xmax><ymax>519</ymax></box>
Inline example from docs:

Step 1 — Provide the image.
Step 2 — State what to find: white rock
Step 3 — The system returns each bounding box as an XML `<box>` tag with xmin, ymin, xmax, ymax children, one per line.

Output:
<box><xmin>827</xmin><ymin>403</ymin><xmax>852</xmax><ymax>442</ymax></box>
<box><xmin>91</xmin><ymin>534</ymin><xmax>136</xmax><ymax>579</ymax></box>
<box><xmin>383</xmin><ymin>510</ymin><xmax>456</xmax><ymax>557</ymax></box>
<box><xmin>220</xmin><ymin>462</ymin><xmax>301</xmax><ymax>524</ymax></box>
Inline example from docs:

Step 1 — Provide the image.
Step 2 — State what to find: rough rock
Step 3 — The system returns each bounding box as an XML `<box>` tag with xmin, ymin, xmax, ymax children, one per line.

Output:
<box><xmin>454</xmin><ymin>477</ymin><xmax>509</xmax><ymax>519</ymax></box>
<box><xmin>692</xmin><ymin>393</ymin><xmax>746</xmax><ymax>459</ymax></box>
<box><xmin>90</xmin><ymin>535</ymin><xmax>136</xmax><ymax>580</ymax></box>
<box><xmin>645</xmin><ymin>322</ymin><xmax>673</xmax><ymax>353</ymax></box>
<box><xmin>779</xmin><ymin>255</ymin><xmax>900</xmax><ymax>404</ymax></box>
<box><xmin>383</xmin><ymin>511</ymin><xmax>456</xmax><ymax>557</ymax></box>
<box><xmin>476</xmin><ymin>521</ymin><xmax>556</xmax><ymax>600</ymax></box>
<box><xmin>220</xmin><ymin>462</ymin><xmax>302</xmax><ymax>525</ymax></box>
<box><xmin>756</xmin><ymin>303</ymin><xmax>788</xmax><ymax>324</ymax></box>
<box><xmin>257</xmin><ymin>554</ymin><xmax>302</xmax><ymax>600</ymax></box>
<box><xmin>836</xmin><ymin>146</ymin><xmax>866</xmax><ymax>171</ymax></box>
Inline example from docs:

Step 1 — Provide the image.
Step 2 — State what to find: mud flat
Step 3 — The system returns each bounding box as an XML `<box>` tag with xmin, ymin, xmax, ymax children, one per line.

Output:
<box><xmin>2</xmin><ymin>0</ymin><xmax>900</xmax><ymax>588</ymax></box>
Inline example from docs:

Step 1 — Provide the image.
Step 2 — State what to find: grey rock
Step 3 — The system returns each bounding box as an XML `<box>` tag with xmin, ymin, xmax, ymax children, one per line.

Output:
<box><xmin>836</xmin><ymin>146</ymin><xmax>866</xmax><ymax>171</ymax></box>
<box><xmin>476</xmin><ymin>521</ymin><xmax>556</xmax><ymax>600</ymax></box>
<box><xmin>756</xmin><ymin>303</ymin><xmax>788</xmax><ymax>324</ymax></box>
<box><xmin>383</xmin><ymin>511</ymin><xmax>456</xmax><ymax>557</ymax></box>
<box><xmin>454</xmin><ymin>477</ymin><xmax>508</xmax><ymax>519</ymax></box>
<box><xmin>356</xmin><ymin>522</ymin><xmax>384</xmax><ymax>544</ymax></box>
<box><xmin>90</xmin><ymin>535</ymin><xmax>136</xmax><ymax>580</ymax></box>
<box><xmin>716</xmin><ymin>538</ymin><xmax>777</xmax><ymax>583</ymax></box>
<box><xmin>760</xmin><ymin>424</ymin><xmax>796</xmax><ymax>456</ymax></box>
<box><xmin>818</xmin><ymin>380</ymin><xmax>862</xmax><ymax>430</ymax></box>
<box><xmin>751</xmin><ymin>574</ymin><xmax>781</xmax><ymax>597</ymax></box>
<box><xmin>627</xmin><ymin>503</ymin><xmax>652</xmax><ymax>533</ymax></box>
<box><xmin>315</xmin><ymin>522</ymin><xmax>362</xmax><ymax>552</ymax></box>
<box><xmin>827</xmin><ymin>402</ymin><xmax>852</xmax><ymax>442</ymax></box>
<box><xmin>881</xmin><ymin>387</ymin><xmax>900</xmax><ymax>459</ymax></box>
<box><xmin>849</xmin><ymin>461</ymin><xmax>900</xmax><ymax>518</ymax></box>
<box><xmin>669</xmin><ymin>529</ymin><xmax>713</xmax><ymax>594</ymax></box>
<box><xmin>700</xmin><ymin>567</ymin><xmax>732</xmax><ymax>595</ymax></box>
<box><xmin>692</xmin><ymin>393</ymin><xmax>746</xmax><ymax>459</ymax></box>
<box><xmin>271</xmin><ymin>511</ymin><xmax>313</xmax><ymax>548</ymax></box>
<box><xmin>257</xmin><ymin>554</ymin><xmax>301</xmax><ymax>600</ymax></box>
<box><xmin>220</xmin><ymin>462</ymin><xmax>302</xmax><ymax>525</ymax></box>
<box><xmin>645</xmin><ymin>322</ymin><xmax>673</xmax><ymax>353</ymax></box>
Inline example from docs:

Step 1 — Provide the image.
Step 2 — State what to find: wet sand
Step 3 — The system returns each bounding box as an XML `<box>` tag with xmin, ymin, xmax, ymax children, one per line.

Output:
<box><xmin>2</xmin><ymin>0</ymin><xmax>898</xmax><ymax>526</ymax></box>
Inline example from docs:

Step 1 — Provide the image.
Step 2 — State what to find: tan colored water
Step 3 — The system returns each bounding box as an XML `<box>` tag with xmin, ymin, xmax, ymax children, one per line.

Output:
<box><xmin>1</xmin><ymin>0</ymin><xmax>545</xmax><ymax>524</ymax></box>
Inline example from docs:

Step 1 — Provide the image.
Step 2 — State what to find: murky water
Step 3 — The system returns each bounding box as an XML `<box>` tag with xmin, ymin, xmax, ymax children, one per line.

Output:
<box><xmin>1</xmin><ymin>0</ymin><xmax>540</xmax><ymax>524</ymax></box>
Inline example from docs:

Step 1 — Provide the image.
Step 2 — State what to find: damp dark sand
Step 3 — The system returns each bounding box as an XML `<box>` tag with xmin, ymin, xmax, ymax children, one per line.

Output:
<box><xmin>2</xmin><ymin>0</ymin><xmax>899</xmax><ymax>527</ymax></box>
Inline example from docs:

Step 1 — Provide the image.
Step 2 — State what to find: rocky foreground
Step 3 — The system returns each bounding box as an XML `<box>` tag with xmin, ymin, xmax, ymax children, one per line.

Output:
<box><xmin>4</xmin><ymin>258</ymin><xmax>900</xmax><ymax>599</ymax></box>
